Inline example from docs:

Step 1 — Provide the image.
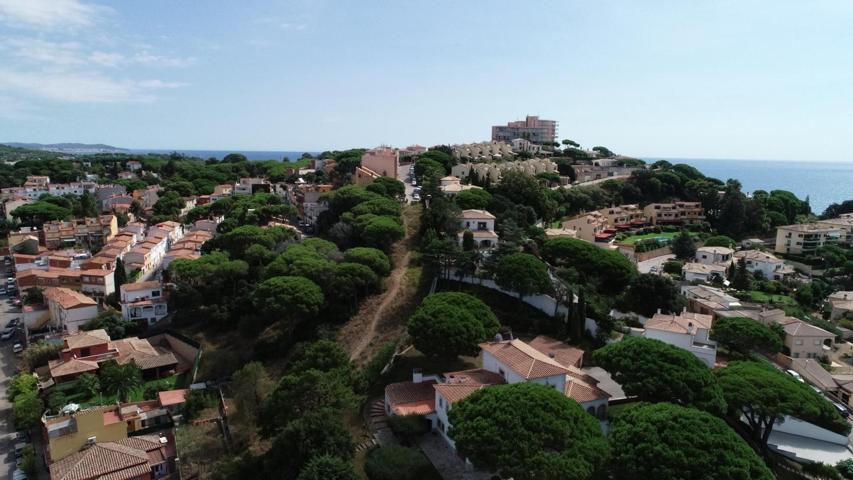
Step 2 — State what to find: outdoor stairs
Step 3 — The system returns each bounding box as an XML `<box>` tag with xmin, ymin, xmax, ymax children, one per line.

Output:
<box><xmin>358</xmin><ymin>398</ymin><xmax>394</xmax><ymax>451</ymax></box>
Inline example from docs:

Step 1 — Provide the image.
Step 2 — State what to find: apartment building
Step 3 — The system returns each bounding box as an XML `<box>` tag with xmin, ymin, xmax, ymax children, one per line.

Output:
<box><xmin>363</xmin><ymin>147</ymin><xmax>399</xmax><ymax>178</ymax></box>
<box><xmin>643</xmin><ymin>202</ymin><xmax>705</xmax><ymax>225</ymax></box>
<box><xmin>289</xmin><ymin>183</ymin><xmax>332</xmax><ymax>225</ymax></box>
<box><xmin>148</xmin><ymin>221</ymin><xmax>184</xmax><ymax>246</ymax></box>
<box><xmin>775</xmin><ymin>224</ymin><xmax>843</xmax><ymax>255</ymax></box>
<box><xmin>572</xmin><ymin>165</ymin><xmax>639</xmax><ymax>183</ymax></box>
<box><xmin>2</xmin><ymin>195</ymin><xmax>31</xmax><ymax>220</ymax></box>
<box><xmin>561</xmin><ymin>211</ymin><xmax>611</xmax><ymax>243</ymax></box>
<box><xmin>597</xmin><ymin>204</ymin><xmax>646</xmax><ymax>229</ymax></box>
<box><xmin>42</xmin><ymin>215</ymin><xmax>118</xmax><ymax>250</ymax></box>
<box><xmin>123</xmin><ymin>239</ymin><xmax>168</xmax><ymax>276</ymax></box>
<box><xmin>120</xmin><ymin>281</ymin><xmax>168</xmax><ymax>326</ymax></box>
<box><xmin>398</xmin><ymin>144</ymin><xmax>427</xmax><ymax>160</ymax></box>
<box><xmin>816</xmin><ymin>214</ymin><xmax>853</xmax><ymax>245</ymax></box>
<box><xmin>132</xmin><ymin>185</ymin><xmax>160</xmax><ymax>210</ymax></box>
<box><xmin>161</xmin><ymin>230</ymin><xmax>213</xmax><ymax>269</ymax></box>
<box><xmin>450</xmin><ymin>158</ymin><xmax>557</xmax><ymax>184</ymax></box>
<box><xmin>17</xmin><ymin>268</ymin><xmax>115</xmax><ymax>298</ymax></box>
<box><xmin>451</xmin><ymin>141</ymin><xmax>514</xmax><ymax>160</ymax></box>
<box><xmin>491</xmin><ymin>115</ymin><xmax>558</xmax><ymax>145</ymax></box>
<box><xmin>458</xmin><ymin>209</ymin><xmax>499</xmax><ymax>249</ymax></box>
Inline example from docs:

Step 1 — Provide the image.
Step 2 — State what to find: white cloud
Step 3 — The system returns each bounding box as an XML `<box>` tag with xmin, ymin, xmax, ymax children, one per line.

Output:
<box><xmin>89</xmin><ymin>51</ymin><xmax>125</xmax><ymax>67</ymax></box>
<box><xmin>1</xmin><ymin>38</ymin><xmax>84</xmax><ymax>65</ymax></box>
<box><xmin>132</xmin><ymin>51</ymin><xmax>195</xmax><ymax>68</ymax></box>
<box><xmin>0</xmin><ymin>70</ymin><xmax>186</xmax><ymax>103</ymax></box>
<box><xmin>0</xmin><ymin>0</ymin><xmax>109</xmax><ymax>29</ymax></box>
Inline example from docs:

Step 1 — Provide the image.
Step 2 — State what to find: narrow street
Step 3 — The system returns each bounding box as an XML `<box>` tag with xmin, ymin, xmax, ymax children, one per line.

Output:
<box><xmin>0</xmin><ymin>261</ymin><xmax>24</xmax><ymax>479</ymax></box>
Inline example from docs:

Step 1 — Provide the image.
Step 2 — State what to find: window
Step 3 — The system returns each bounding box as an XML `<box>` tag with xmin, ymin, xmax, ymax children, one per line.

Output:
<box><xmin>815</xmin><ymin>340</ymin><xmax>822</xmax><ymax>346</ymax></box>
<box><xmin>439</xmin><ymin>397</ymin><xmax>443</xmax><ymax>409</ymax></box>
<box><xmin>795</xmin><ymin>339</ymin><xmax>803</xmax><ymax>345</ymax></box>
<box><xmin>151</xmin><ymin>290</ymin><xmax>161</xmax><ymax>298</ymax></box>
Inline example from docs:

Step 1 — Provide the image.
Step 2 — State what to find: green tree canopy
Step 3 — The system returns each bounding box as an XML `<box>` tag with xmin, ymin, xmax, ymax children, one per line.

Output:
<box><xmin>262</xmin><ymin>369</ymin><xmax>360</xmax><ymax>436</ymax></box>
<box><xmin>704</xmin><ymin>235</ymin><xmax>737</xmax><ymax>248</ymax></box>
<box><xmin>715</xmin><ymin>361</ymin><xmax>850</xmax><ymax>450</ymax></box>
<box><xmin>494</xmin><ymin>252</ymin><xmax>552</xmax><ymax>300</ymax></box>
<box><xmin>296</xmin><ymin>455</ymin><xmax>358</xmax><ymax>480</ymax></box>
<box><xmin>593</xmin><ymin>337</ymin><xmax>725</xmax><ymax>414</ymax></box>
<box><xmin>454</xmin><ymin>188</ymin><xmax>492</xmax><ymax>210</ymax></box>
<box><xmin>449</xmin><ymin>383</ymin><xmax>609</xmax><ymax>480</ymax></box>
<box><xmin>364</xmin><ymin>446</ymin><xmax>435</xmax><ymax>480</ymax></box>
<box><xmin>343</xmin><ymin>247</ymin><xmax>391</xmax><ymax>276</ymax></box>
<box><xmin>13</xmin><ymin>392</ymin><xmax>44</xmax><ymax>429</ymax></box>
<box><xmin>408</xmin><ymin>296</ymin><xmax>494</xmax><ymax>359</ymax></box>
<box><xmin>608</xmin><ymin>402</ymin><xmax>774</xmax><ymax>480</ymax></box>
<box><xmin>542</xmin><ymin>237</ymin><xmax>636</xmax><ymax>294</ymax></box>
<box><xmin>710</xmin><ymin>317</ymin><xmax>782</xmax><ymax>357</ymax></box>
<box><xmin>253</xmin><ymin>276</ymin><xmax>324</xmax><ymax>326</ymax></box>
<box><xmin>672</xmin><ymin>230</ymin><xmax>697</xmax><ymax>259</ymax></box>
<box><xmin>618</xmin><ymin>273</ymin><xmax>685</xmax><ymax>317</ymax></box>
<box><xmin>99</xmin><ymin>361</ymin><xmax>142</xmax><ymax>402</ymax></box>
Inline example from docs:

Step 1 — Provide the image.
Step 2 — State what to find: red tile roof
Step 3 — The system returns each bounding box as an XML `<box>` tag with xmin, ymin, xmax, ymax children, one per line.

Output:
<box><xmin>479</xmin><ymin>339</ymin><xmax>570</xmax><ymax>379</ymax></box>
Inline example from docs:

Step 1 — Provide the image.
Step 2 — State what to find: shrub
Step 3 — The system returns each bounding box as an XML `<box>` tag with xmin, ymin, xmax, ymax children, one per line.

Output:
<box><xmin>361</xmin><ymin>340</ymin><xmax>398</xmax><ymax>388</ymax></box>
<box><xmin>663</xmin><ymin>260</ymin><xmax>683</xmax><ymax>275</ymax></box>
<box><xmin>365</xmin><ymin>445</ymin><xmax>434</xmax><ymax>480</ymax></box>
<box><xmin>183</xmin><ymin>390</ymin><xmax>217</xmax><ymax>420</ymax></box>
<box><xmin>387</xmin><ymin>415</ymin><xmax>429</xmax><ymax>444</ymax></box>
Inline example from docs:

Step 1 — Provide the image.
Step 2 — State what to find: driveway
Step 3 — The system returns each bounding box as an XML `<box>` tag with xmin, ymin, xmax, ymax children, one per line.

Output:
<box><xmin>637</xmin><ymin>254</ymin><xmax>675</xmax><ymax>274</ymax></box>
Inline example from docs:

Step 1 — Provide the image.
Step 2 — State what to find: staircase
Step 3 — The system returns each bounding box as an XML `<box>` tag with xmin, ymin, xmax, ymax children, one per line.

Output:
<box><xmin>359</xmin><ymin>398</ymin><xmax>395</xmax><ymax>451</ymax></box>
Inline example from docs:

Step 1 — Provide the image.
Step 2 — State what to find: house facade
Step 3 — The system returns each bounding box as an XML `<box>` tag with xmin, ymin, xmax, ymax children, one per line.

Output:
<box><xmin>458</xmin><ymin>209</ymin><xmax>499</xmax><ymax>249</ymax></box>
<box><xmin>120</xmin><ymin>281</ymin><xmax>168</xmax><ymax>326</ymax></box>
<box><xmin>644</xmin><ymin>311</ymin><xmax>717</xmax><ymax>367</ymax></box>
<box><xmin>643</xmin><ymin>202</ymin><xmax>705</xmax><ymax>225</ymax></box>
<box><xmin>775</xmin><ymin>224</ymin><xmax>843</xmax><ymax>255</ymax></box>
<box><xmin>43</xmin><ymin>287</ymin><xmax>99</xmax><ymax>334</ymax></box>
<box><xmin>561</xmin><ymin>211</ymin><xmax>610</xmax><ymax>243</ymax></box>
<box><xmin>695</xmin><ymin>246</ymin><xmax>733</xmax><ymax>265</ymax></box>
<box><xmin>682</xmin><ymin>262</ymin><xmax>727</xmax><ymax>283</ymax></box>
<box><xmin>491</xmin><ymin>115</ymin><xmax>558</xmax><ymax>145</ymax></box>
<box><xmin>734</xmin><ymin>250</ymin><xmax>795</xmax><ymax>281</ymax></box>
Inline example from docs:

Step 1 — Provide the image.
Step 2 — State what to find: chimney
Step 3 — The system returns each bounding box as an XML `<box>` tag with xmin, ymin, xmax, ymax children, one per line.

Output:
<box><xmin>412</xmin><ymin>368</ymin><xmax>423</xmax><ymax>384</ymax></box>
<box><xmin>657</xmin><ymin>308</ymin><xmax>662</xmax><ymax>315</ymax></box>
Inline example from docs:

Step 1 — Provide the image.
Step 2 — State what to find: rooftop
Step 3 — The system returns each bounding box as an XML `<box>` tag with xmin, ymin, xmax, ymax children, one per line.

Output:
<box><xmin>479</xmin><ymin>338</ymin><xmax>570</xmax><ymax>380</ymax></box>
<box><xmin>646</xmin><ymin>311</ymin><xmax>714</xmax><ymax>334</ymax></box>
<box><xmin>121</xmin><ymin>281</ymin><xmax>161</xmax><ymax>292</ymax></box>
<box><xmin>459</xmin><ymin>209</ymin><xmax>496</xmax><ymax>220</ymax></box>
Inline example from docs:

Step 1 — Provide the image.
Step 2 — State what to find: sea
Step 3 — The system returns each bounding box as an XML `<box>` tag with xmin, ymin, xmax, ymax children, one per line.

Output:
<box><xmin>646</xmin><ymin>158</ymin><xmax>853</xmax><ymax>215</ymax></box>
<box><xmin>130</xmin><ymin>149</ymin><xmax>316</xmax><ymax>162</ymax></box>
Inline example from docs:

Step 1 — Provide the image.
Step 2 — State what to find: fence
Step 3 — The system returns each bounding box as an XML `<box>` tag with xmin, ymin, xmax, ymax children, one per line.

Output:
<box><xmin>446</xmin><ymin>268</ymin><xmax>570</xmax><ymax>319</ymax></box>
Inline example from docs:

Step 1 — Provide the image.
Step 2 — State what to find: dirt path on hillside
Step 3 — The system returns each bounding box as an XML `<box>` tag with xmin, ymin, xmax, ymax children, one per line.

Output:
<box><xmin>339</xmin><ymin>205</ymin><xmax>423</xmax><ymax>365</ymax></box>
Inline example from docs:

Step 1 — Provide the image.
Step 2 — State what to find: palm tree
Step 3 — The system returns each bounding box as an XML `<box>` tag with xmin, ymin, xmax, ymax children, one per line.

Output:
<box><xmin>100</xmin><ymin>362</ymin><xmax>142</xmax><ymax>402</ymax></box>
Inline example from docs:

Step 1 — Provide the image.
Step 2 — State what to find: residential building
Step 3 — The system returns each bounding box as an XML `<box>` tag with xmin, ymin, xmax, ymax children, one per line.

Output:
<box><xmin>120</xmin><ymin>281</ymin><xmax>168</xmax><ymax>326</ymax></box>
<box><xmin>457</xmin><ymin>209</ymin><xmax>499</xmax><ymax>249</ymax></box>
<box><xmin>571</xmin><ymin>165</ymin><xmax>639</xmax><ymax>183</ymax></box>
<box><xmin>597</xmin><ymin>204</ymin><xmax>646</xmax><ymax>230</ymax></box>
<box><xmin>733</xmin><ymin>250</ymin><xmax>795</xmax><ymax>281</ymax></box>
<box><xmin>290</xmin><ymin>183</ymin><xmax>332</xmax><ymax>225</ymax></box>
<box><xmin>643</xmin><ymin>202</ymin><xmax>705</xmax><ymax>225</ymax></box>
<box><xmin>438</xmin><ymin>176</ymin><xmax>482</xmax><ymax>196</ymax></box>
<box><xmin>361</xmin><ymin>147</ymin><xmax>398</xmax><ymax>178</ymax></box>
<box><xmin>817</xmin><ymin>215</ymin><xmax>853</xmax><ymax>245</ymax></box>
<box><xmin>211</xmin><ymin>184</ymin><xmax>233</xmax><ymax>200</ymax></box>
<box><xmin>384</xmin><ymin>336</ymin><xmax>607</xmax><ymax>451</ymax></box>
<box><xmin>451</xmin><ymin>158</ymin><xmax>557</xmax><ymax>184</ymax></box>
<box><xmin>757</xmin><ymin>310</ymin><xmax>834</xmax><ymax>359</ymax></box>
<box><xmin>17</xmin><ymin>268</ymin><xmax>116</xmax><ymax>299</ymax></box>
<box><xmin>123</xmin><ymin>235</ymin><xmax>168</xmax><ymax>276</ymax></box>
<box><xmin>695</xmin><ymin>246</ymin><xmax>733</xmax><ymax>265</ymax></box>
<box><xmin>682</xmin><ymin>262</ymin><xmax>727</xmax><ymax>283</ymax></box>
<box><xmin>126</xmin><ymin>160</ymin><xmax>142</xmax><ymax>171</ymax></box>
<box><xmin>162</xmin><ymin>230</ymin><xmax>213</xmax><ymax>269</ymax></box>
<box><xmin>644</xmin><ymin>311</ymin><xmax>717</xmax><ymax>367</ymax></box>
<box><xmin>775</xmin><ymin>224</ymin><xmax>843</xmax><ymax>255</ymax></box>
<box><xmin>510</xmin><ymin>138</ymin><xmax>543</xmax><ymax>155</ymax></box>
<box><xmin>148</xmin><ymin>221</ymin><xmax>184</xmax><ymax>246</ymax></box>
<box><xmin>398</xmin><ymin>145</ymin><xmax>427</xmax><ymax>160</ymax></box>
<box><xmin>451</xmin><ymin>141</ymin><xmax>514</xmax><ymax>160</ymax></box>
<box><xmin>234</xmin><ymin>177</ymin><xmax>271</xmax><ymax>195</ymax></box>
<box><xmin>681</xmin><ymin>284</ymin><xmax>743</xmax><ymax>316</ymax></box>
<box><xmin>132</xmin><ymin>185</ymin><xmax>160</xmax><ymax>211</ymax></box>
<box><xmin>828</xmin><ymin>291</ymin><xmax>853</xmax><ymax>321</ymax></box>
<box><xmin>43</xmin><ymin>287</ymin><xmax>99</xmax><ymax>334</ymax></box>
<box><xmin>42</xmin><ymin>215</ymin><xmax>118</xmax><ymax>250</ymax></box>
<box><xmin>47</xmin><ymin>329</ymin><xmax>178</xmax><ymax>384</ymax></box>
<box><xmin>561</xmin><ymin>211</ymin><xmax>611</xmax><ymax>243</ymax></box>
<box><xmin>3</xmin><ymin>195</ymin><xmax>31</xmax><ymax>220</ymax></box>
<box><xmin>1</xmin><ymin>180</ymin><xmax>98</xmax><ymax>201</ymax></box>
<box><xmin>491</xmin><ymin>115</ymin><xmax>558</xmax><ymax>145</ymax></box>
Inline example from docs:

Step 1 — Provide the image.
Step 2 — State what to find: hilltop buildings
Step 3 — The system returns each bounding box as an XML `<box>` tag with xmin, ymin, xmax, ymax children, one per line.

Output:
<box><xmin>491</xmin><ymin>115</ymin><xmax>558</xmax><ymax>145</ymax></box>
<box><xmin>775</xmin><ymin>223</ymin><xmax>842</xmax><ymax>255</ymax></box>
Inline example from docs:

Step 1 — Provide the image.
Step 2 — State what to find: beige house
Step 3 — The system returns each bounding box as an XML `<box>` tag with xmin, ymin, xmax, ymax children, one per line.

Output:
<box><xmin>682</xmin><ymin>262</ymin><xmax>727</xmax><ymax>283</ymax></box>
<box><xmin>643</xmin><ymin>202</ymin><xmax>705</xmax><ymax>225</ymax></box>
<box><xmin>775</xmin><ymin>224</ymin><xmax>842</xmax><ymax>255</ymax></box>
<box><xmin>733</xmin><ymin>250</ymin><xmax>795</xmax><ymax>281</ymax></box>
<box><xmin>644</xmin><ymin>311</ymin><xmax>716</xmax><ymax>367</ymax></box>
<box><xmin>817</xmin><ymin>214</ymin><xmax>853</xmax><ymax>245</ymax></box>
<box><xmin>561</xmin><ymin>211</ymin><xmax>610</xmax><ymax>243</ymax></box>
<box><xmin>758</xmin><ymin>310</ymin><xmax>834</xmax><ymax>359</ymax></box>
<box><xmin>42</xmin><ymin>215</ymin><xmax>118</xmax><ymax>250</ymax></box>
<box><xmin>439</xmin><ymin>176</ymin><xmax>481</xmax><ymax>196</ymax></box>
<box><xmin>458</xmin><ymin>209</ymin><xmax>499</xmax><ymax>249</ymax></box>
<box><xmin>597</xmin><ymin>204</ymin><xmax>645</xmax><ymax>229</ymax></box>
<box><xmin>828</xmin><ymin>291</ymin><xmax>853</xmax><ymax>321</ymax></box>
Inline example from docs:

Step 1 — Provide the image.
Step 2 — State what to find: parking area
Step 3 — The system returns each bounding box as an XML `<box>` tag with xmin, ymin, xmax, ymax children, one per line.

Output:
<box><xmin>0</xmin><ymin>259</ymin><xmax>28</xmax><ymax>479</ymax></box>
<box><xmin>397</xmin><ymin>163</ymin><xmax>420</xmax><ymax>203</ymax></box>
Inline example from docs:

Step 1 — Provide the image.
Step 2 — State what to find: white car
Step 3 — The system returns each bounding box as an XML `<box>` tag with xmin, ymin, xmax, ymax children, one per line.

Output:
<box><xmin>13</xmin><ymin>343</ymin><xmax>23</xmax><ymax>354</ymax></box>
<box><xmin>786</xmin><ymin>369</ymin><xmax>804</xmax><ymax>382</ymax></box>
<box><xmin>1</xmin><ymin>328</ymin><xmax>14</xmax><ymax>341</ymax></box>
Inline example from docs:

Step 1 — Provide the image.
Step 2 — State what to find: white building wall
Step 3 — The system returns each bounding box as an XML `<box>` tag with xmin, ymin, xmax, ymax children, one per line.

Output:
<box><xmin>61</xmin><ymin>305</ymin><xmax>99</xmax><ymax>333</ymax></box>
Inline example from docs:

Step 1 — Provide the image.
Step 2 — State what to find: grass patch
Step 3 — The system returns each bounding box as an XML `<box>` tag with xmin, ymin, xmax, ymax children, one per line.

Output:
<box><xmin>619</xmin><ymin>231</ymin><xmax>698</xmax><ymax>246</ymax></box>
<box><xmin>79</xmin><ymin>374</ymin><xmax>181</xmax><ymax>407</ymax></box>
<box><xmin>739</xmin><ymin>290</ymin><xmax>798</xmax><ymax>306</ymax></box>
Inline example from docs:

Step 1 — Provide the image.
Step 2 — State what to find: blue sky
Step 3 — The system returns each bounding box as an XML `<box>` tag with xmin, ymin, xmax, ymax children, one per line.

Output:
<box><xmin>1</xmin><ymin>0</ymin><xmax>852</xmax><ymax>161</ymax></box>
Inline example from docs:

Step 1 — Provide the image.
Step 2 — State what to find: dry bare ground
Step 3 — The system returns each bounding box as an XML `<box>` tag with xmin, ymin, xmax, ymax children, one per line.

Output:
<box><xmin>339</xmin><ymin>204</ymin><xmax>426</xmax><ymax>366</ymax></box>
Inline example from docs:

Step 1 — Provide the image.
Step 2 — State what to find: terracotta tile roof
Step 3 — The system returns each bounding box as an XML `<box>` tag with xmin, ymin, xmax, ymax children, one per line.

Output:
<box><xmin>564</xmin><ymin>366</ymin><xmax>610</xmax><ymax>403</ymax></box>
<box><xmin>121</xmin><ymin>281</ymin><xmax>161</xmax><ymax>292</ymax></box>
<box><xmin>646</xmin><ymin>312</ymin><xmax>713</xmax><ymax>334</ymax></box>
<box><xmin>479</xmin><ymin>339</ymin><xmax>570</xmax><ymax>379</ymax></box>
<box><xmin>64</xmin><ymin>329</ymin><xmax>110</xmax><ymax>349</ymax></box>
<box><xmin>157</xmin><ymin>389</ymin><xmax>189</xmax><ymax>407</ymax></box>
<box><xmin>44</xmin><ymin>287</ymin><xmax>97</xmax><ymax>310</ymax></box>
<box><xmin>682</xmin><ymin>262</ymin><xmax>727</xmax><ymax>275</ymax></box>
<box><xmin>459</xmin><ymin>209</ymin><xmax>496</xmax><ymax>220</ymax></box>
<box><xmin>48</xmin><ymin>358</ymin><xmax>99</xmax><ymax>378</ymax></box>
<box><xmin>734</xmin><ymin>250</ymin><xmax>783</xmax><ymax>263</ymax></box>
<box><xmin>386</xmin><ymin>380</ymin><xmax>437</xmax><ymax>407</ymax></box>
<box><xmin>112</xmin><ymin>337</ymin><xmax>177</xmax><ymax>371</ymax></box>
<box><xmin>434</xmin><ymin>384</ymin><xmax>490</xmax><ymax>404</ymax></box>
<box><xmin>49</xmin><ymin>436</ymin><xmax>163</xmax><ymax>480</ymax></box>
<box><xmin>778</xmin><ymin>317</ymin><xmax>835</xmax><ymax>338</ymax></box>
<box><xmin>527</xmin><ymin>335</ymin><xmax>585</xmax><ymax>368</ymax></box>
<box><xmin>443</xmin><ymin>368</ymin><xmax>505</xmax><ymax>386</ymax></box>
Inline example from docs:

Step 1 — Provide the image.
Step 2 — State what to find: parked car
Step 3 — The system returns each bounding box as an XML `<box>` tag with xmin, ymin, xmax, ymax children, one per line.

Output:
<box><xmin>12</xmin><ymin>298</ymin><xmax>22</xmax><ymax>307</ymax></box>
<box><xmin>13</xmin><ymin>343</ymin><xmax>24</xmax><ymax>354</ymax></box>
<box><xmin>786</xmin><ymin>369</ymin><xmax>805</xmax><ymax>382</ymax></box>
<box><xmin>833</xmin><ymin>402</ymin><xmax>850</xmax><ymax>418</ymax></box>
<box><xmin>14</xmin><ymin>442</ymin><xmax>28</xmax><ymax>458</ymax></box>
<box><xmin>5</xmin><ymin>318</ymin><xmax>17</xmax><ymax>328</ymax></box>
<box><xmin>1</xmin><ymin>327</ymin><xmax>14</xmax><ymax>341</ymax></box>
<box><xmin>12</xmin><ymin>469</ymin><xmax>27</xmax><ymax>480</ymax></box>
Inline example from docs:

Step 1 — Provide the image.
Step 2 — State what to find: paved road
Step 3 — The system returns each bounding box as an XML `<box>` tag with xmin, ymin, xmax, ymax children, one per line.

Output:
<box><xmin>637</xmin><ymin>254</ymin><xmax>675</xmax><ymax>274</ymax></box>
<box><xmin>0</xmin><ymin>291</ymin><xmax>23</xmax><ymax>479</ymax></box>
<box><xmin>397</xmin><ymin>163</ymin><xmax>416</xmax><ymax>203</ymax></box>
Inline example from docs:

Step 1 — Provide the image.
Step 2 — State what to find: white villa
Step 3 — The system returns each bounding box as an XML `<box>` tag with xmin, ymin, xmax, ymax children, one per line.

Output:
<box><xmin>644</xmin><ymin>311</ymin><xmax>717</xmax><ymax>367</ymax></box>
<box><xmin>384</xmin><ymin>336</ymin><xmax>609</xmax><ymax>450</ymax></box>
<box><xmin>733</xmin><ymin>250</ymin><xmax>795</xmax><ymax>281</ymax></box>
